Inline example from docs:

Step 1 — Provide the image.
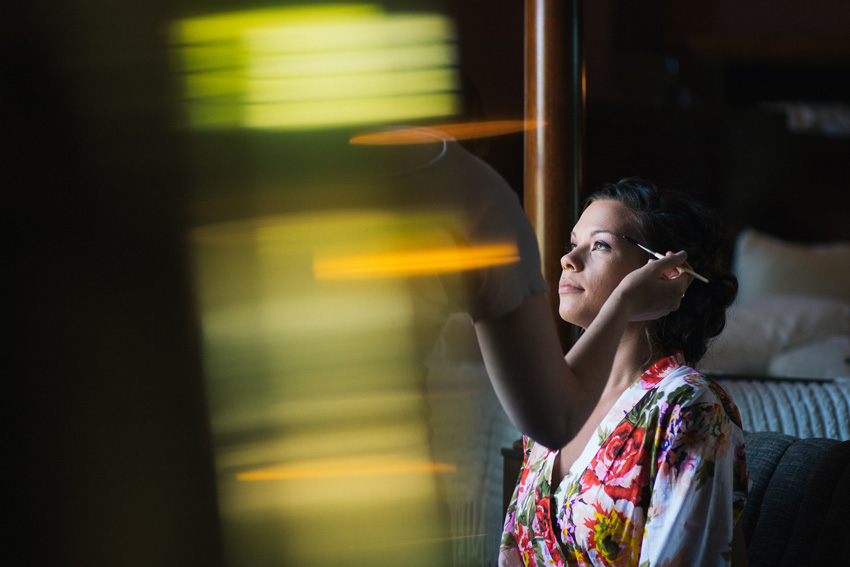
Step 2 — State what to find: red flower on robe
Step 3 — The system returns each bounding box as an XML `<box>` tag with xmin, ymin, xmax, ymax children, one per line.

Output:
<box><xmin>583</xmin><ymin>422</ymin><xmax>646</xmax><ymax>502</ymax></box>
<box><xmin>531</xmin><ymin>496</ymin><xmax>564</xmax><ymax>563</ymax></box>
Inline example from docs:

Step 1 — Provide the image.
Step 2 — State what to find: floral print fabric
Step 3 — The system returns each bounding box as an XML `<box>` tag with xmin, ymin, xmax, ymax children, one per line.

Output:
<box><xmin>499</xmin><ymin>353</ymin><xmax>748</xmax><ymax>567</ymax></box>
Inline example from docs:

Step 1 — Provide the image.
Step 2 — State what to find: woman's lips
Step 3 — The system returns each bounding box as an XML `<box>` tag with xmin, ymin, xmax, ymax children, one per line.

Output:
<box><xmin>558</xmin><ymin>281</ymin><xmax>583</xmax><ymax>293</ymax></box>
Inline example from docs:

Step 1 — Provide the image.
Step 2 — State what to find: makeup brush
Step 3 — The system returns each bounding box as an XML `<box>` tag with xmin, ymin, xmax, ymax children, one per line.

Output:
<box><xmin>621</xmin><ymin>235</ymin><xmax>710</xmax><ymax>283</ymax></box>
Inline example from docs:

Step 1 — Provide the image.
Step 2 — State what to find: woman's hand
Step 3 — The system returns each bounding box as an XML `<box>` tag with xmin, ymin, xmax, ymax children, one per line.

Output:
<box><xmin>614</xmin><ymin>251</ymin><xmax>693</xmax><ymax>322</ymax></box>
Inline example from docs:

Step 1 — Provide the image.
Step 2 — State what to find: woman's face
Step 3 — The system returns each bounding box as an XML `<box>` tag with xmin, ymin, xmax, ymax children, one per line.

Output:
<box><xmin>558</xmin><ymin>200</ymin><xmax>647</xmax><ymax>328</ymax></box>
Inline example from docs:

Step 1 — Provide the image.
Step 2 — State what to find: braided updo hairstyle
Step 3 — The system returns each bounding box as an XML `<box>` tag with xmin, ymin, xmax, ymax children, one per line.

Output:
<box><xmin>586</xmin><ymin>178</ymin><xmax>738</xmax><ymax>366</ymax></box>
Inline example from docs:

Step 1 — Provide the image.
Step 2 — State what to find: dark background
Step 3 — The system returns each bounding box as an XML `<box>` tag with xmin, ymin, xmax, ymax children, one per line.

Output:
<box><xmin>452</xmin><ymin>0</ymin><xmax>850</xmax><ymax>242</ymax></box>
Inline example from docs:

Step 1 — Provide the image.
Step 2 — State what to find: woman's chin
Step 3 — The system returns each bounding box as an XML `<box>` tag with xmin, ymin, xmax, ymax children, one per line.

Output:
<box><xmin>558</xmin><ymin>307</ymin><xmax>588</xmax><ymax>329</ymax></box>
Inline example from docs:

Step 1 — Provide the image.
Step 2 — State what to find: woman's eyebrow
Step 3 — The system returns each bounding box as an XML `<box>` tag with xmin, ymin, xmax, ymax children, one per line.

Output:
<box><xmin>570</xmin><ymin>230</ymin><xmax>619</xmax><ymax>239</ymax></box>
<box><xmin>590</xmin><ymin>230</ymin><xmax>618</xmax><ymax>237</ymax></box>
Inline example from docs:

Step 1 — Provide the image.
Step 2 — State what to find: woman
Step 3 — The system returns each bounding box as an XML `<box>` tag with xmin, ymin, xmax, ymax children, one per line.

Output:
<box><xmin>493</xmin><ymin>179</ymin><xmax>748</xmax><ymax>566</ymax></box>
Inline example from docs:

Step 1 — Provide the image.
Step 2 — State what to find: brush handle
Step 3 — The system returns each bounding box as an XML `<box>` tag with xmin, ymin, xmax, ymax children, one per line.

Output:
<box><xmin>646</xmin><ymin>250</ymin><xmax>710</xmax><ymax>283</ymax></box>
<box><xmin>679</xmin><ymin>266</ymin><xmax>710</xmax><ymax>284</ymax></box>
<box><xmin>623</xmin><ymin>235</ymin><xmax>711</xmax><ymax>283</ymax></box>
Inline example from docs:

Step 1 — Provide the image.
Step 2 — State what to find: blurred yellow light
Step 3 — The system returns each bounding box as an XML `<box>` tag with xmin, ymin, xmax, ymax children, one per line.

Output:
<box><xmin>314</xmin><ymin>243</ymin><xmax>519</xmax><ymax>279</ymax></box>
<box><xmin>184</xmin><ymin>73</ymin><xmax>243</xmax><ymax>99</ymax></box>
<box><xmin>243</xmin><ymin>13</ymin><xmax>454</xmax><ymax>53</ymax></box>
<box><xmin>191</xmin><ymin>207</ymin><xmax>469</xmax><ymax>565</ymax></box>
<box><xmin>249</xmin><ymin>44</ymin><xmax>455</xmax><ymax>78</ymax></box>
<box><xmin>237</xmin><ymin>458</ymin><xmax>456</xmax><ymax>481</ymax></box>
<box><xmin>179</xmin><ymin>44</ymin><xmax>245</xmax><ymax>74</ymax></box>
<box><xmin>245</xmin><ymin>93</ymin><xmax>458</xmax><ymax>129</ymax></box>
<box><xmin>246</xmin><ymin>69</ymin><xmax>456</xmax><ymax>103</ymax></box>
<box><xmin>170</xmin><ymin>4</ymin><xmax>459</xmax><ymax>130</ymax></box>
<box><xmin>171</xmin><ymin>5</ymin><xmax>379</xmax><ymax>46</ymax></box>
<box><xmin>185</xmin><ymin>98</ymin><xmax>242</xmax><ymax>128</ymax></box>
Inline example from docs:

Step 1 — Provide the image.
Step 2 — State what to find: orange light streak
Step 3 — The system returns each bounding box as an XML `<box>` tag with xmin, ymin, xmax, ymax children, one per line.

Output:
<box><xmin>313</xmin><ymin>243</ymin><xmax>519</xmax><ymax>279</ymax></box>
<box><xmin>349</xmin><ymin>119</ymin><xmax>542</xmax><ymax>145</ymax></box>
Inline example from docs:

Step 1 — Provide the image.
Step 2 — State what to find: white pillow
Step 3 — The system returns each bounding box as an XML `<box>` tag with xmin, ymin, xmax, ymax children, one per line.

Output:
<box><xmin>767</xmin><ymin>335</ymin><xmax>850</xmax><ymax>379</ymax></box>
<box><xmin>733</xmin><ymin>228</ymin><xmax>850</xmax><ymax>305</ymax></box>
<box><xmin>699</xmin><ymin>294</ymin><xmax>850</xmax><ymax>375</ymax></box>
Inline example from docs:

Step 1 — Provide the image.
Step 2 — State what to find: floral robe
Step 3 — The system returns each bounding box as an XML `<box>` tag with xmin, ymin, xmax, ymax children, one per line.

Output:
<box><xmin>499</xmin><ymin>353</ymin><xmax>749</xmax><ymax>567</ymax></box>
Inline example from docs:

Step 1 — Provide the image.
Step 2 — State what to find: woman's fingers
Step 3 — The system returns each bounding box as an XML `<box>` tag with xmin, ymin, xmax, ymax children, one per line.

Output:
<box><xmin>622</xmin><ymin>251</ymin><xmax>691</xmax><ymax>321</ymax></box>
<box><xmin>656</xmin><ymin>251</ymin><xmax>694</xmax><ymax>295</ymax></box>
<box><xmin>650</xmin><ymin>250</ymin><xmax>687</xmax><ymax>274</ymax></box>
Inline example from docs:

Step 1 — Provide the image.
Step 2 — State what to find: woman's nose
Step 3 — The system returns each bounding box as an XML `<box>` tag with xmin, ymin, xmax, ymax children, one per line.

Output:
<box><xmin>561</xmin><ymin>248</ymin><xmax>581</xmax><ymax>271</ymax></box>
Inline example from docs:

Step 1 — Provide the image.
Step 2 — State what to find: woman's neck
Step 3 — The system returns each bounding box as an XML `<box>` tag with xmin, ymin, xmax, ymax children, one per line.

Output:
<box><xmin>603</xmin><ymin>322</ymin><xmax>663</xmax><ymax>395</ymax></box>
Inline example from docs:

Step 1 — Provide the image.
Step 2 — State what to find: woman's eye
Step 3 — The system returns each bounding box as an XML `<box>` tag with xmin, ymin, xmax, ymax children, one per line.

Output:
<box><xmin>568</xmin><ymin>242</ymin><xmax>577</xmax><ymax>251</ymax></box>
<box><xmin>592</xmin><ymin>241</ymin><xmax>611</xmax><ymax>251</ymax></box>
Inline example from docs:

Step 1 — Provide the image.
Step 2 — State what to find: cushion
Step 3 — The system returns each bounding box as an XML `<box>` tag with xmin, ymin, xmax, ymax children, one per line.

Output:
<box><xmin>699</xmin><ymin>295</ymin><xmax>850</xmax><ymax>375</ymax></box>
<box><xmin>733</xmin><ymin>228</ymin><xmax>850</xmax><ymax>305</ymax></box>
<box><xmin>767</xmin><ymin>334</ymin><xmax>850</xmax><ymax>378</ymax></box>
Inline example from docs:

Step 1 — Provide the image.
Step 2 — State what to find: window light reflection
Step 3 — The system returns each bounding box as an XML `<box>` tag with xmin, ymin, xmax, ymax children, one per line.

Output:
<box><xmin>170</xmin><ymin>4</ymin><xmax>460</xmax><ymax>130</ymax></box>
<box><xmin>190</xmin><ymin>208</ymin><xmax>474</xmax><ymax>566</ymax></box>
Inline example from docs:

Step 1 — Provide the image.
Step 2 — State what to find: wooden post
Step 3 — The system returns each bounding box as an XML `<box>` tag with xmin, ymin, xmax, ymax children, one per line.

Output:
<box><xmin>524</xmin><ymin>0</ymin><xmax>585</xmax><ymax>350</ymax></box>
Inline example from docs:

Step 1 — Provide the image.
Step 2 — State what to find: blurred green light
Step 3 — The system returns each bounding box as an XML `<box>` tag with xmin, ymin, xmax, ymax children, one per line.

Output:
<box><xmin>170</xmin><ymin>4</ymin><xmax>460</xmax><ymax>130</ymax></box>
<box><xmin>245</xmin><ymin>93</ymin><xmax>458</xmax><ymax>129</ymax></box>
<box><xmin>246</xmin><ymin>68</ymin><xmax>456</xmax><ymax>103</ymax></box>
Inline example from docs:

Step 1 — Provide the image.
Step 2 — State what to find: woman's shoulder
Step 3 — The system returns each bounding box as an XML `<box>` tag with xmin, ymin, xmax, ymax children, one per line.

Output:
<box><xmin>651</xmin><ymin>364</ymin><xmax>719</xmax><ymax>401</ymax></box>
<box><xmin>652</xmin><ymin>365</ymin><xmax>744</xmax><ymax>429</ymax></box>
